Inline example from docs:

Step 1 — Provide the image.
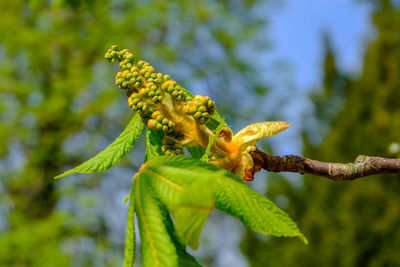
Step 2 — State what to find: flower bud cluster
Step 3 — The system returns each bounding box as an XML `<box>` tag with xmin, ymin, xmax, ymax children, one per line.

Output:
<box><xmin>106</xmin><ymin>45</ymin><xmax>217</xmax><ymax>157</ymax></box>
<box><xmin>161</xmin><ymin>80</ymin><xmax>192</xmax><ymax>102</ymax></box>
<box><xmin>127</xmin><ymin>93</ymin><xmax>153</xmax><ymax>119</ymax></box>
<box><xmin>161</xmin><ymin>136</ymin><xmax>184</xmax><ymax>156</ymax></box>
<box><xmin>183</xmin><ymin>95</ymin><xmax>216</xmax><ymax>124</ymax></box>
<box><xmin>147</xmin><ymin>111</ymin><xmax>175</xmax><ymax>134</ymax></box>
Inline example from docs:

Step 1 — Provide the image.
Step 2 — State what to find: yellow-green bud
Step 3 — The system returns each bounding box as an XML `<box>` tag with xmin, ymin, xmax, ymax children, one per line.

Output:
<box><xmin>147</xmin><ymin>119</ymin><xmax>158</xmax><ymax>129</ymax></box>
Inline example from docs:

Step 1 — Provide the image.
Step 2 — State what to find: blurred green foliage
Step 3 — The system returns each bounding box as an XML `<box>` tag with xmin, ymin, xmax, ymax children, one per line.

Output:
<box><xmin>241</xmin><ymin>0</ymin><xmax>400</xmax><ymax>266</ymax></box>
<box><xmin>0</xmin><ymin>0</ymin><xmax>271</xmax><ymax>266</ymax></box>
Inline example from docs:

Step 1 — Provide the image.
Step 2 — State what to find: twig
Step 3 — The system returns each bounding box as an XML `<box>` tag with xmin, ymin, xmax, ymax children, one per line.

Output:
<box><xmin>250</xmin><ymin>149</ymin><xmax>400</xmax><ymax>181</ymax></box>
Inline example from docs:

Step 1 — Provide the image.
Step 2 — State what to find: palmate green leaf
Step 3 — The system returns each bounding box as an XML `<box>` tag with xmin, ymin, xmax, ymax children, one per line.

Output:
<box><xmin>139</xmin><ymin>127</ymin><xmax>201</xmax><ymax>266</ymax></box>
<box><xmin>139</xmin><ymin>169</ymin><xmax>212</xmax><ymax>251</ymax></box>
<box><xmin>171</xmin><ymin>192</ymin><xmax>212</xmax><ymax>249</ymax></box>
<box><xmin>162</xmin><ymin>207</ymin><xmax>202</xmax><ymax>267</ymax></box>
<box><xmin>135</xmin><ymin>175</ymin><xmax>200</xmax><ymax>266</ymax></box>
<box><xmin>214</xmin><ymin>177</ymin><xmax>308</xmax><ymax>244</ymax></box>
<box><xmin>55</xmin><ymin>113</ymin><xmax>144</xmax><ymax>179</ymax></box>
<box><xmin>134</xmin><ymin>176</ymin><xmax>179</xmax><ymax>267</ymax></box>
<box><xmin>141</xmin><ymin>156</ymin><xmax>227</xmax><ymax>249</ymax></box>
<box><xmin>142</xmin><ymin>156</ymin><xmax>307</xmax><ymax>246</ymax></box>
<box><xmin>140</xmin><ymin>168</ymin><xmax>214</xmax><ymax>249</ymax></box>
<box><xmin>124</xmin><ymin>186</ymin><xmax>136</xmax><ymax>267</ymax></box>
<box><xmin>144</xmin><ymin>130</ymin><xmax>214</xmax><ymax>248</ymax></box>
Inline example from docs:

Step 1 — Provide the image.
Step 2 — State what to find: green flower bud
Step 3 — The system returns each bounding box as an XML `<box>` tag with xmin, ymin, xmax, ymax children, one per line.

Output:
<box><xmin>154</xmin><ymin>73</ymin><xmax>164</xmax><ymax>84</ymax></box>
<box><xmin>116</xmin><ymin>78</ymin><xmax>124</xmax><ymax>86</ymax></box>
<box><xmin>137</xmin><ymin>60</ymin><xmax>145</xmax><ymax>68</ymax></box>
<box><xmin>147</xmin><ymin>119</ymin><xmax>157</xmax><ymax>129</ymax></box>
<box><xmin>125</xmin><ymin>62</ymin><xmax>133</xmax><ymax>69</ymax></box>
<box><xmin>125</xmin><ymin>53</ymin><xmax>134</xmax><ymax>61</ymax></box>
<box><xmin>155</xmin><ymin>115</ymin><xmax>162</xmax><ymax>122</ymax></box>
<box><xmin>151</xmin><ymin>111</ymin><xmax>160</xmax><ymax>118</ymax></box>
<box><xmin>193</xmin><ymin>112</ymin><xmax>202</xmax><ymax>119</ymax></box>
<box><xmin>139</xmin><ymin>88</ymin><xmax>149</xmax><ymax>97</ymax></box>
<box><xmin>199</xmin><ymin>106</ymin><xmax>207</xmax><ymax>112</ymax></box>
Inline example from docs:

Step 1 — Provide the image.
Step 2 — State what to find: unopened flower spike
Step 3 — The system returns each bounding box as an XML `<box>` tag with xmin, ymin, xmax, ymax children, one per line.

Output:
<box><xmin>106</xmin><ymin>45</ymin><xmax>290</xmax><ymax>180</ymax></box>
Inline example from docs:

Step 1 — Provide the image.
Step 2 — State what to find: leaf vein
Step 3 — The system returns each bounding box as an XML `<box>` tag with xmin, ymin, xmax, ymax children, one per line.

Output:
<box><xmin>143</xmin><ymin>169</ymin><xmax>185</xmax><ymax>192</ymax></box>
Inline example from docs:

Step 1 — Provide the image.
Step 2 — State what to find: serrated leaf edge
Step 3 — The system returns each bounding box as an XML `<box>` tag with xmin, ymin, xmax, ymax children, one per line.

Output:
<box><xmin>55</xmin><ymin>113</ymin><xmax>143</xmax><ymax>179</ymax></box>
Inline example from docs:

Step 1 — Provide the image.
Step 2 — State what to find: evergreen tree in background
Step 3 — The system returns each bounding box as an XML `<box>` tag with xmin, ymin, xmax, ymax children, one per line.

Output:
<box><xmin>0</xmin><ymin>1</ymin><xmax>271</xmax><ymax>265</ymax></box>
<box><xmin>241</xmin><ymin>0</ymin><xmax>400</xmax><ymax>266</ymax></box>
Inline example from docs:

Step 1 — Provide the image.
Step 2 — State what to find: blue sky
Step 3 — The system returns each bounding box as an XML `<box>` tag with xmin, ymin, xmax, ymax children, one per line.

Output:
<box><xmin>269</xmin><ymin>0</ymin><xmax>373</xmax><ymax>88</ymax></box>
<box><xmin>255</xmin><ymin>0</ymin><xmax>375</xmax><ymax>157</ymax></box>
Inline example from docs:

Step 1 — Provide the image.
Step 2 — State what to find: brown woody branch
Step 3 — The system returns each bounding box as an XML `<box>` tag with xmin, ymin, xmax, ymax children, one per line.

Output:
<box><xmin>250</xmin><ymin>149</ymin><xmax>400</xmax><ymax>181</ymax></box>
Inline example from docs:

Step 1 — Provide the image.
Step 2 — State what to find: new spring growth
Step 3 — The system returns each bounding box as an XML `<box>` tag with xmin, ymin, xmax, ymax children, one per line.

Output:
<box><xmin>105</xmin><ymin>45</ymin><xmax>290</xmax><ymax>180</ymax></box>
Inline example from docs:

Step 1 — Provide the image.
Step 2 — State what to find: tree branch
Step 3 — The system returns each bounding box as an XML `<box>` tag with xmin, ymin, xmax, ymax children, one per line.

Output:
<box><xmin>250</xmin><ymin>149</ymin><xmax>400</xmax><ymax>181</ymax></box>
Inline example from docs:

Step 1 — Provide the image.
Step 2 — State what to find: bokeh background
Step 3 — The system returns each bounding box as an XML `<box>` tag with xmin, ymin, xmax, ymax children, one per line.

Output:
<box><xmin>1</xmin><ymin>0</ymin><xmax>400</xmax><ymax>266</ymax></box>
